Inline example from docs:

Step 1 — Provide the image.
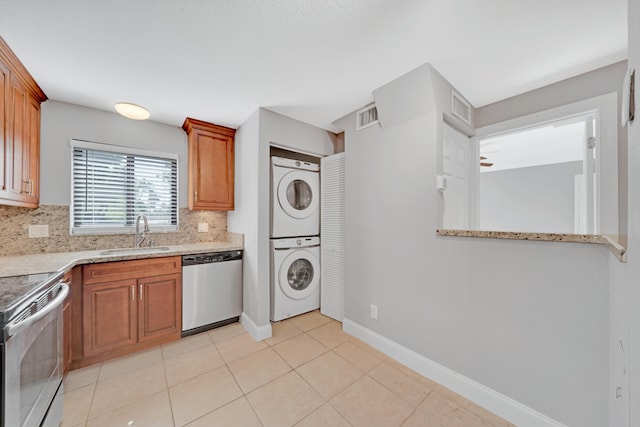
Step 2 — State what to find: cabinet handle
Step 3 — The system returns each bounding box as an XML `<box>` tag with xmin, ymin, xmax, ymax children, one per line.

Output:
<box><xmin>139</xmin><ymin>284</ymin><xmax>143</xmax><ymax>301</ymax></box>
<box><xmin>28</xmin><ymin>178</ymin><xmax>33</xmax><ymax>197</ymax></box>
<box><xmin>194</xmin><ymin>191</ymin><xmax>198</xmax><ymax>202</ymax></box>
<box><xmin>131</xmin><ymin>285</ymin><xmax>135</xmax><ymax>301</ymax></box>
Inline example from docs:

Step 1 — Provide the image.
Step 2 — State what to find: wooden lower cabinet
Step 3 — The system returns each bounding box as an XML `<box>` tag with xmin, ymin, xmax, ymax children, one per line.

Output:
<box><xmin>138</xmin><ymin>274</ymin><xmax>181</xmax><ymax>342</ymax></box>
<box><xmin>74</xmin><ymin>257</ymin><xmax>182</xmax><ymax>368</ymax></box>
<box><xmin>82</xmin><ymin>279</ymin><xmax>138</xmax><ymax>358</ymax></box>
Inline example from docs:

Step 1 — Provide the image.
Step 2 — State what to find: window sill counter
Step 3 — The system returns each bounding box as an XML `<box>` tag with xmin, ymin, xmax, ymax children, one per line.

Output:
<box><xmin>436</xmin><ymin>229</ymin><xmax>626</xmax><ymax>262</ymax></box>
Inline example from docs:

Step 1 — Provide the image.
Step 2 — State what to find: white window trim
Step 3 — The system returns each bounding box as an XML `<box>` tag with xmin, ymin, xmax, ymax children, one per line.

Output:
<box><xmin>473</xmin><ymin>92</ymin><xmax>618</xmax><ymax>235</ymax></box>
<box><xmin>69</xmin><ymin>139</ymin><xmax>180</xmax><ymax>236</ymax></box>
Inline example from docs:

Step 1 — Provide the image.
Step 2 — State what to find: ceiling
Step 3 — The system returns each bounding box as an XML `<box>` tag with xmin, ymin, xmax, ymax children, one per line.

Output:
<box><xmin>0</xmin><ymin>0</ymin><xmax>627</xmax><ymax>132</ymax></box>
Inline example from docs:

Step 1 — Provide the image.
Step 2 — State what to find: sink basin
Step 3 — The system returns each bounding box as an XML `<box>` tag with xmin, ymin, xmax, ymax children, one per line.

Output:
<box><xmin>99</xmin><ymin>246</ymin><xmax>171</xmax><ymax>255</ymax></box>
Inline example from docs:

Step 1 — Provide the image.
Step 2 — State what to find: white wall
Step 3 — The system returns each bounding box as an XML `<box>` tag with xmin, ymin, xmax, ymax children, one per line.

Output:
<box><xmin>608</xmin><ymin>0</ymin><xmax>639</xmax><ymax>425</ymax></box>
<box><xmin>40</xmin><ymin>101</ymin><xmax>188</xmax><ymax>207</ymax></box>
<box><xmin>479</xmin><ymin>161</ymin><xmax>583</xmax><ymax>233</ymax></box>
<box><xmin>227</xmin><ymin>110</ymin><xmax>261</xmax><ymax>334</ymax></box>
<box><xmin>626</xmin><ymin>2</ymin><xmax>640</xmax><ymax>423</ymax></box>
<box><xmin>229</xmin><ymin>108</ymin><xmax>333</xmax><ymax>339</ymax></box>
<box><xmin>336</xmin><ymin>64</ymin><xmax>610</xmax><ymax>426</ymax></box>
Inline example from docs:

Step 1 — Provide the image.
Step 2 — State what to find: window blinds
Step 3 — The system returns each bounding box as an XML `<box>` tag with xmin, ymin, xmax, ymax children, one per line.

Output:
<box><xmin>71</xmin><ymin>142</ymin><xmax>178</xmax><ymax>234</ymax></box>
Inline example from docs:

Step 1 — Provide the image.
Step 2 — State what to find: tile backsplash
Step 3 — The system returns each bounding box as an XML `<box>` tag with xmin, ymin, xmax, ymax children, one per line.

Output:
<box><xmin>0</xmin><ymin>205</ymin><xmax>229</xmax><ymax>256</ymax></box>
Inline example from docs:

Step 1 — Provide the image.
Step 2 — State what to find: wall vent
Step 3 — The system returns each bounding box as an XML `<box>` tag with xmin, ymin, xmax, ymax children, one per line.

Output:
<box><xmin>451</xmin><ymin>91</ymin><xmax>471</xmax><ymax>125</ymax></box>
<box><xmin>356</xmin><ymin>104</ymin><xmax>379</xmax><ymax>130</ymax></box>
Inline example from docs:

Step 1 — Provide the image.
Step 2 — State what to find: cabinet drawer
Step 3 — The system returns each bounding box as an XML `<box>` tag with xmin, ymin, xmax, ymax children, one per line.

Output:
<box><xmin>83</xmin><ymin>256</ymin><xmax>181</xmax><ymax>285</ymax></box>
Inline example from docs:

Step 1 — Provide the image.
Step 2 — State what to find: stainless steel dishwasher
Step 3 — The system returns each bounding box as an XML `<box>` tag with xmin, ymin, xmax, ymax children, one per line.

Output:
<box><xmin>181</xmin><ymin>250</ymin><xmax>243</xmax><ymax>336</ymax></box>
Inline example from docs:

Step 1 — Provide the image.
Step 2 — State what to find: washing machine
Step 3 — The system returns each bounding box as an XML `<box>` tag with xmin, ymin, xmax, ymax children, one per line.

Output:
<box><xmin>271</xmin><ymin>236</ymin><xmax>320</xmax><ymax>321</ymax></box>
<box><xmin>271</xmin><ymin>156</ymin><xmax>320</xmax><ymax>238</ymax></box>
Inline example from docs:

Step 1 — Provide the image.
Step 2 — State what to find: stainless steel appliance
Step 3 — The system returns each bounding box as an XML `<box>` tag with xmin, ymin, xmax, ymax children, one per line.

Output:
<box><xmin>1</xmin><ymin>271</ymin><xmax>69</xmax><ymax>427</ymax></box>
<box><xmin>182</xmin><ymin>251</ymin><xmax>243</xmax><ymax>336</ymax></box>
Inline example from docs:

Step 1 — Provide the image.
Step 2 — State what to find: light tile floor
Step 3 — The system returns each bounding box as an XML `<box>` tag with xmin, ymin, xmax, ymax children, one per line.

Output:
<box><xmin>62</xmin><ymin>310</ymin><xmax>515</xmax><ymax>427</ymax></box>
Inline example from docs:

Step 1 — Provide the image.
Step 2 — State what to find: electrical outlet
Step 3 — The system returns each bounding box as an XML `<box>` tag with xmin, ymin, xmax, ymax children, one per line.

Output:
<box><xmin>28</xmin><ymin>224</ymin><xmax>49</xmax><ymax>238</ymax></box>
<box><xmin>370</xmin><ymin>304</ymin><xmax>379</xmax><ymax>320</ymax></box>
<box><xmin>197</xmin><ymin>223</ymin><xmax>209</xmax><ymax>233</ymax></box>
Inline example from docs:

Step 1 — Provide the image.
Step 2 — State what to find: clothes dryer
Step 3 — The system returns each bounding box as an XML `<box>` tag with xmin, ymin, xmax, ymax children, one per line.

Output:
<box><xmin>270</xmin><ymin>236</ymin><xmax>320</xmax><ymax>321</ymax></box>
<box><xmin>271</xmin><ymin>156</ymin><xmax>320</xmax><ymax>238</ymax></box>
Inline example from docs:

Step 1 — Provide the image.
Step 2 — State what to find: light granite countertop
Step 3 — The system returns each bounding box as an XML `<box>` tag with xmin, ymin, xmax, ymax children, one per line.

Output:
<box><xmin>436</xmin><ymin>229</ymin><xmax>626</xmax><ymax>262</ymax></box>
<box><xmin>0</xmin><ymin>241</ymin><xmax>244</xmax><ymax>278</ymax></box>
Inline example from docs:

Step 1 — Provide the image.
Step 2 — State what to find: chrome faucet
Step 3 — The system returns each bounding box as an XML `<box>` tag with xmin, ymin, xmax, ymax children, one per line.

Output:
<box><xmin>134</xmin><ymin>215</ymin><xmax>150</xmax><ymax>248</ymax></box>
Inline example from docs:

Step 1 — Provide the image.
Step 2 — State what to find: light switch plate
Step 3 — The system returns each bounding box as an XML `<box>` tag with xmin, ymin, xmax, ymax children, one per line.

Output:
<box><xmin>197</xmin><ymin>223</ymin><xmax>209</xmax><ymax>233</ymax></box>
<box><xmin>29</xmin><ymin>224</ymin><xmax>49</xmax><ymax>238</ymax></box>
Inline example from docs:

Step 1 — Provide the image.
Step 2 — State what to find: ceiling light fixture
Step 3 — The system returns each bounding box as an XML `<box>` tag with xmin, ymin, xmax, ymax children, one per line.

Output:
<box><xmin>114</xmin><ymin>102</ymin><xmax>150</xmax><ymax>120</ymax></box>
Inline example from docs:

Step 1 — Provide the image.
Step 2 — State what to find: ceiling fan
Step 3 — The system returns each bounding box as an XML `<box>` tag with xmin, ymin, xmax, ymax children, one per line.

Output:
<box><xmin>480</xmin><ymin>156</ymin><xmax>493</xmax><ymax>167</ymax></box>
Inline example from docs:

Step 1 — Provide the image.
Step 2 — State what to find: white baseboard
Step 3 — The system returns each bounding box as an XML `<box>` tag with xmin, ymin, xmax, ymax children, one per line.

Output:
<box><xmin>240</xmin><ymin>312</ymin><xmax>272</xmax><ymax>341</ymax></box>
<box><xmin>342</xmin><ymin>318</ymin><xmax>567</xmax><ymax>427</ymax></box>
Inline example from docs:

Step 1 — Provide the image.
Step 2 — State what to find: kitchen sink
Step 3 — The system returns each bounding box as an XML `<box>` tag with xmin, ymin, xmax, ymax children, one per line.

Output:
<box><xmin>99</xmin><ymin>246</ymin><xmax>171</xmax><ymax>255</ymax></box>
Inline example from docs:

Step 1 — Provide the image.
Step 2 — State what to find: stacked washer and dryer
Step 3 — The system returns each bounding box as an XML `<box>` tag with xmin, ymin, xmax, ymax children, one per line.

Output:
<box><xmin>270</xmin><ymin>156</ymin><xmax>321</xmax><ymax>321</ymax></box>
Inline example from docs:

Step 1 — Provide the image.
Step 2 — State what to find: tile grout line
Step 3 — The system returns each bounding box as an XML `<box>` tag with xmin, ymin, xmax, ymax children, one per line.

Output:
<box><xmin>64</xmin><ymin>315</ymin><xmax>511</xmax><ymax>427</ymax></box>
<box><xmin>220</xmin><ymin>328</ymin><xmax>282</xmax><ymax>427</ymax></box>
<box><xmin>159</xmin><ymin>341</ymin><xmax>177</xmax><ymax>427</ymax></box>
<box><xmin>84</xmin><ymin>361</ymin><xmax>168</xmax><ymax>423</ymax></box>
<box><xmin>188</xmin><ymin>327</ymin><xmax>269</xmax><ymax>426</ymax></box>
<box><xmin>363</xmin><ymin>368</ymin><xmax>428</xmax><ymax>426</ymax></box>
<box><xmin>78</xmin><ymin>362</ymin><xmax>102</xmax><ymax>425</ymax></box>
<box><xmin>289</xmin><ymin>348</ymin><xmax>360</xmax><ymax>426</ymax></box>
<box><xmin>63</xmin><ymin>318</ymin><xmax>327</xmax><ymax>425</ymax></box>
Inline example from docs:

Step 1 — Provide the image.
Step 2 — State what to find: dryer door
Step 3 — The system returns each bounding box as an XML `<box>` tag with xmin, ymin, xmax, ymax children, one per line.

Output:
<box><xmin>277</xmin><ymin>170</ymin><xmax>319</xmax><ymax>219</ymax></box>
<box><xmin>278</xmin><ymin>249</ymin><xmax>320</xmax><ymax>300</ymax></box>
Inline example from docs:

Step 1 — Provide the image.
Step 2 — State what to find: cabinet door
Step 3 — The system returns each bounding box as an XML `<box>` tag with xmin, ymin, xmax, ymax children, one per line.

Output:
<box><xmin>23</xmin><ymin>96</ymin><xmax>39</xmax><ymax>204</ymax></box>
<box><xmin>8</xmin><ymin>83</ymin><xmax>39</xmax><ymax>206</ymax></box>
<box><xmin>8</xmin><ymin>75</ymin><xmax>26</xmax><ymax>201</ymax></box>
<box><xmin>189</xmin><ymin>129</ymin><xmax>234</xmax><ymax>210</ymax></box>
<box><xmin>137</xmin><ymin>273</ymin><xmax>181</xmax><ymax>342</ymax></box>
<box><xmin>0</xmin><ymin>60</ymin><xmax>8</xmax><ymax>199</ymax></box>
<box><xmin>0</xmin><ymin>38</ymin><xmax>45</xmax><ymax>208</ymax></box>
<box><xmin>83</xmin><ymin>279</ymin><xmax>138</xmax><ymax>357</ymax></box>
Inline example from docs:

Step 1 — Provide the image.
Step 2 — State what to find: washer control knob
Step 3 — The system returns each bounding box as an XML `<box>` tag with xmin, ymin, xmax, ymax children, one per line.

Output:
<box><xmin>296</xmin><ymin>239</ymin><xmax>302</xmax><ymax>245</ymax></box>
<box><xmin>295</xmin><ymin>161</ymin><xmax>301</xmax><ymax>167</ymax></box>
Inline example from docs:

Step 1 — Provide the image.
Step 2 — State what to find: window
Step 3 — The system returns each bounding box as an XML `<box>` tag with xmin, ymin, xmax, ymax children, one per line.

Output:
<box><xmin>478</xmin><ymin>112</ymin><xmax>598</xmax><ymax>234</ymax></box>
<box><xmin>70</xmin><ymin>140</ymin><xmax>178</xmax><ymax>234</ymax></box>
<box><xmin>470</xmin><ymin>92</ymin><xmax>618</xmax><ymax>235</ymax></box>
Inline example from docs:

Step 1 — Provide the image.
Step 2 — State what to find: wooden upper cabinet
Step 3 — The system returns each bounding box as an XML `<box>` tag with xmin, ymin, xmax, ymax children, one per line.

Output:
<box><xmin>8</xmin><ymin>75</ymin><xmax>24</xmax><ymax>199</ymax></box>
<box><xmin>25</xmin><ymin>96</ymin><xmax>40</xmax><ymax>204</ymax></box>
<box><xmin>0</xmin><ymin>60</ymin><xmax>9</xmax><ymax>199</ymax></box>
<box><xmin>0</xmin><ymin>37</ymin><xmax>47</xmax><ymax>208</ymax></box>
<box><xmin>182</xmin><ymin>118</ymin><xmax>235</xmax><ymax>210</ymax></box>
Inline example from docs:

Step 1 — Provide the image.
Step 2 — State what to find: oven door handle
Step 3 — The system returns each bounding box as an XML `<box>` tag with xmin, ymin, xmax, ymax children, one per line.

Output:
<box><xmin>7</xmin><ymin>282</ymin><xmax>70</xmax><ymax>338</ymax></box>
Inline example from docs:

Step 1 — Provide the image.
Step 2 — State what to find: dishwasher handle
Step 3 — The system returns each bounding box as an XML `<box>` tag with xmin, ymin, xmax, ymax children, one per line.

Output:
<box><xmin>182</xmin><ymin>250</ymin><xmax>243</xmax><ymax>266</ymax></box>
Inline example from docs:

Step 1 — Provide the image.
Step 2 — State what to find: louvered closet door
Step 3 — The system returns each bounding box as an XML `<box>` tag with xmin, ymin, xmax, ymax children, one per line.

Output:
<box><xmin>320</xmin><ymin>153</ymin><xmax>345</xmax><ymax>321</ymax></box>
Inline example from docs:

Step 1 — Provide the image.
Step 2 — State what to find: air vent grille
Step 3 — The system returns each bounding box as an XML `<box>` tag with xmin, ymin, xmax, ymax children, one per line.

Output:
<box><xmin>356</xmin><ymin>104</ymin><xmax>379</xmax><ymax>130</ymax></box>
<box><xmin>451</xmin><ymin>91</ymin><xmax>471</xmax><ymax>125</ymax></box>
